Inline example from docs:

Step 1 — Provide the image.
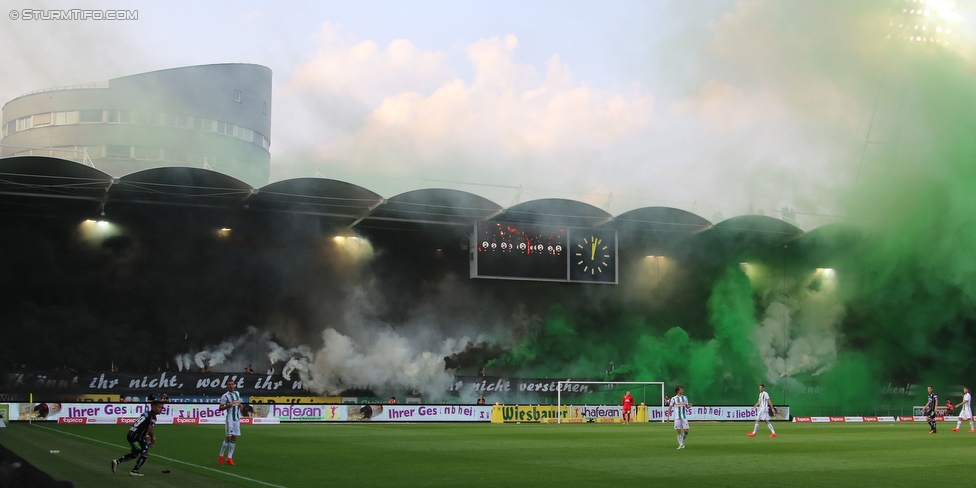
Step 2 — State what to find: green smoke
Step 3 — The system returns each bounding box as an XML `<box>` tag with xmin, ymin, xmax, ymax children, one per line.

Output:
<box><xmin>486</xmin><ymin>1</ymin><xmax>976</xmax><ymax>414</ymax></box>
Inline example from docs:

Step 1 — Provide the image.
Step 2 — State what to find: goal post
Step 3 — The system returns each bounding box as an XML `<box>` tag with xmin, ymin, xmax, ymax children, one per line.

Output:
<box><xmin>556</xmin><ymin>381</ymin><xmax>666</xmax><ymax>424</ymax></box>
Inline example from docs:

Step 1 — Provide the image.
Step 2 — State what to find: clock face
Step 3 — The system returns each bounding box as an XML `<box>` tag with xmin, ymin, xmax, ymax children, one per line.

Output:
<box><xmin>569</xmin><ymin>229</ymin><xmax>617</xmax><ymax>283</ymax></box>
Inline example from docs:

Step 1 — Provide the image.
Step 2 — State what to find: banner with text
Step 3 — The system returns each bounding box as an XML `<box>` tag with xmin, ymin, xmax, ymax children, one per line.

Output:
<box><xmin>3</xmin><ymin>402</ymin><xmax>787</xmax><ymax>424</ymax></box>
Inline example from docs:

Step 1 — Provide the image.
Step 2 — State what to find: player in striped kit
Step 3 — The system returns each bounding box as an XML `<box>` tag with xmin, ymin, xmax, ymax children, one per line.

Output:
<box><xmin>747</xmin><ymin>383</ymin><xmax>777</xmax><ymax>438</ymax></box>
<box><xmin>951</xmin><ymin>386</ymin><xmax>974</xmax><ymax>433</ymax></box>
<box><xmin>218</xmin><ymin>378</ymin><xmax>243</xmax><ymax>466</ymax></box>
<box><xmin>666</xmin><ymin>385</ymin><xmax>692</xmax><ymax>449</ymax></box>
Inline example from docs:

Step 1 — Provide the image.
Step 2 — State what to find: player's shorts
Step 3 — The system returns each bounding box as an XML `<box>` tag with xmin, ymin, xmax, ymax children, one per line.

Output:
<box><xmin>225</xmin><ymin>420</ymin><xmax>241</xmax><ymax>437</ymax></box>
<box><xmin>959</xmin><ymin>409</ymin><xmax>973</xmax><ymax>420</ymax></box>
<box><xmin>622</xmin><ymin>405</ymin><xmax>633</xmax><ymax>415</ymax></box>
<box><xmin>673</xmin><ymin>418</ymin><xmax>689</xmax><ymax>430</ymax></box>
<box><xmin>125</xmin><ymin>436</ymin><xmax>150</xmax><ymax>454</ymax></box>
<box><xmin>756</xmin><ymin>410</ymin><xmax>770</xmax><ymax>422</ymax></box>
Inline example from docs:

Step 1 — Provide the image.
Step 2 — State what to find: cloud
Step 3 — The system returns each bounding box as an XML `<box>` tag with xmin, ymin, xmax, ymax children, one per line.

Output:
<box><xmin>287</xmin><ymin>21</ymin><xmax>453</xmax><ymax>105</ymax></box>
<box><xmin>275</xmin><ymin>31</ymin><xmax>654</xmax><ymax>202</ymax></box>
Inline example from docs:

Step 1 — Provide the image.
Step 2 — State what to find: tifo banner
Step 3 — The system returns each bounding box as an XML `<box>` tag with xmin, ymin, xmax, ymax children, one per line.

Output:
<box><xmin>3</xmin><ymin>372</ymin><xmax>612</xmax><ymax>399</ymax></box>
<box><xmin>1</xmin><ymin>372</ymin><xmax>309</xmax><ymax>396</ymax></box>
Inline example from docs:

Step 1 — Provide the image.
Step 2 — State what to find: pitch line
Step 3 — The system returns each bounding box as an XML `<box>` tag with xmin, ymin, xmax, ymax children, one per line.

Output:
<box><xmin>34</xmin><ymin>424</ymin><xmax>287</xmax><ymax>488</ymax></box>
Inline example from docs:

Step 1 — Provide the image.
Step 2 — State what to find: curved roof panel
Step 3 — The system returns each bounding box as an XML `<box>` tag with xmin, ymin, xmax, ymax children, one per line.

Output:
<box><xmin>499</xmin><ymin>198</ymin><xmax>611</xmax><ymax>227</ymax></box>
<box><xmin>0</xmin><ymin>156</ymin><xmax>113</xmax><ymax>200</ymax></box>
<box><xmin>610</xmin><ymin>206</ymin><xmax>711</xmax><ymax>234</ymax></box>
<box><xmin>712</xmin><ymin>215</ymin><xmax>803</xmax><ymax>238</ymax></box>
<box><xmin>248</xmin><ymin>178</ymin><xmax>382</xmax><ymax>219</ymax></box>
<box><xmin>683</xmin><ymin>215</ymin><xmax>804</xmax><ymax>259</ymax></box>
<box><xmin>366</xmin><ymin>188</ymin><xmax>503</xmax><ymax>226</ymax></box>
<box><xmin>112</xmin><ymin>167</ymin><xmax>253</xmax><ymax>206</ymax></box>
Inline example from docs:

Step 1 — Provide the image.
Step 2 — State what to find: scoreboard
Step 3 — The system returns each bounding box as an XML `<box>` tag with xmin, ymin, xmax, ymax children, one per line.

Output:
<box><xmin>471</xmin><ymin>222</ymin><xmax>617</xmax><ymax>284</ymax></box>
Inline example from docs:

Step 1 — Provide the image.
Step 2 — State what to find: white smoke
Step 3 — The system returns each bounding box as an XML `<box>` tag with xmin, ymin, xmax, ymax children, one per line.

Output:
<box><xmin>755</xmin><ymin>270</ymin><xmax>844</xmax><ymax>380</ymax></box>
<box><xmin>302</xmin><ymin>327</ymin><xmax>464</xmax><ymax>398</ymax></box>
<box><xmin>268</xmin><ymin>342</ymin><xmax>315</xmax><ymax>382</ymax></box>
<box><xmin>175</xmin><ymin>327</ymin><xmax>273</xmax><ymax>372</ymax></box>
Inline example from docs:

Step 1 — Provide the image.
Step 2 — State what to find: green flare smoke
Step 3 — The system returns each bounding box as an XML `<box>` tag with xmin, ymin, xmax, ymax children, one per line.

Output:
<box><xmin>488</xmin><ymin>1</ymin><xmax>976</xmax><ymax>414</ymax></box>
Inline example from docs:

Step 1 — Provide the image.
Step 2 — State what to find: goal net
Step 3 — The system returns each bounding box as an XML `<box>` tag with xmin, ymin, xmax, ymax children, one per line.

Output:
<box><xmin>556</xmin><ymin>381</ymin><xmax>666</xmax><ymax>423</ymax></box>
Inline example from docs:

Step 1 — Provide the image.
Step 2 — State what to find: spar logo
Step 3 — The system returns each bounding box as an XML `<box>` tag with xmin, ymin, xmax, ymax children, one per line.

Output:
<box><xmin>793</xmin><ymin>416</ymin><xmax>812</xmax><ymax>422</ymax></box>
<box><xmin>829</xmin><ymin>416</ymin><xmax>845</xmax><ymax>422</ymax></box>
<box><xmin>58</xmin><ymin>417</ymin><xmax>87</xmax><ymax>424</ymax></box>
<box><xmin>117</xmin><ymin>417</ymin><xmax>138</xmax><ymax>425</ymax></box>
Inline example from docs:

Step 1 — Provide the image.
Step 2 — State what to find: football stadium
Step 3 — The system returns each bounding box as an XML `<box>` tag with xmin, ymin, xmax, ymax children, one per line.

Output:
<box><xmin>2</xmin><ymin>1</ymin><xmax>976</xmax><ymax>487</ymax></box>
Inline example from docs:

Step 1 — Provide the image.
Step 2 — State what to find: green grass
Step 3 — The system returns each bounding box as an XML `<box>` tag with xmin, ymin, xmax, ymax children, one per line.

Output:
<box><xmin>1</xmin><ymin>421</ymin><xmax>974</xmax><ymax>487</ymax></box>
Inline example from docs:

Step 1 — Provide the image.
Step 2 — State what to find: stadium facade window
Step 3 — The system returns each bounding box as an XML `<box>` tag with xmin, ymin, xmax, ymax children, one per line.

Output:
<box><xmin>8</xmin><ymin>108</ymin><xmax>269</xmax><ymax>152</ymax></box>
<box><xmin>164</xmin><ymin>147</ymin><xmax>188</xmax><ymax>162</ymax></box>
<box><xmin>52</xmin><ymin>146</ymin><xmax>77</xmax><ymax>160</ymax></box>
<box><xmin>106</xmin><ymin>145</ymin><xmax>131</xmax><ymax>159</ymax></box>
<box><xmin>262</xmin><ymin>101</ymin><xmax>267</xmax><ymax>114</ymax></box>
<box><xmin>134</xmin><ymin>146</ymin><xmax>161</xmax><ymax>160</ymax></box>
<box><xmin>79</xmin><ymin>110</ymin><xmax>103</xmax><ymax>123</ymax></box>
<box><xmin>234</xmin><ymin>89</ymin><xmax>242</xmax><ymax>103</ymax></box>
<box><xmin>33</xmin><ymin>113</ymin><xmax>52</xmax><ymax>126</ymax></box>
<box><xmin>85</xmin><ymin>146</ymin><xmax>103</xmax><ymax>158</ymax></box>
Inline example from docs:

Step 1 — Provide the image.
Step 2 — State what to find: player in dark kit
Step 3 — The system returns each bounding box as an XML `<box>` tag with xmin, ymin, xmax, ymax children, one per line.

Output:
<box><xmin>923</xmin><ymin>385</ymin><xmax>938</xmax><ymax>434</ymax></box>
<box><xmin>111</xmin><ymin>401</ymin><xmax>164</xmax><ymax>477</ymax></box>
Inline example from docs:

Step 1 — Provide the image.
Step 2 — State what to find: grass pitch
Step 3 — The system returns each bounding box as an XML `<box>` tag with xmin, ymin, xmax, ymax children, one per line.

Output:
<box><xmin>1</xmin><ymin>421</ymin><xmax>973</xmax><ymax>487</ymax></box>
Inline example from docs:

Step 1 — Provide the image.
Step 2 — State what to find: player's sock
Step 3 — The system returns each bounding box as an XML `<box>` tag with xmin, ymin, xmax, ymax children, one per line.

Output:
<box><xmin>970</xmin><ymin>420</ymin><xmax>974</xmax><ymax>430</ymax></box>
<box><xmin>676</xmin><ymin>433</ymin><xmax>682</xmax><ymax>445</ymax></box>
<box><xmin>767</xmin><ymin>422</ymin><xmax>776</xmax><ymax>434</ymax></box>
<box><xmin>133</xmin><ymin>455</ymin><xmax>147</xmax><ymax>471</ymax></box>
<box><xmin>957</xmin><ymin>420</ymin><xmax>962</xmax><ymax>429</ymax></box>
<box><xmin>228</xmin><ymin>441</ymin><xmax>236</xmax><ymax>458</ymax></box>
<box><xmin>219</xmin><ymin>440</ymin><xmax>228</xmax><ymax>456</ymax></box>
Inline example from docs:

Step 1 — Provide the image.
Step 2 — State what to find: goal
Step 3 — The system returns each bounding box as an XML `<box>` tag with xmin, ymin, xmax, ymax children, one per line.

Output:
<box><xmin>556</xmin><ymin>381</ymin><xmax>666</xmax><ymax>423</ymax></box>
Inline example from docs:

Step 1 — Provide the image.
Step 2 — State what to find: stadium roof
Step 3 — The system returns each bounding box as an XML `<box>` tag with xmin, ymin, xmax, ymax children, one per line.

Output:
<box><xmin>0</xmin><ymin>157</ymin><xmax>828</xmax><ymax>245</ymax></box>
<box><xmin>500</xmin><ymin>198</ymin><xmax>611</xmax><ymax>227</ymax></box>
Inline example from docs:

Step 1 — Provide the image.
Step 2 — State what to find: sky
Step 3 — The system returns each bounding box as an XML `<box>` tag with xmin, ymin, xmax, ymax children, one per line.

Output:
<box><xmin>1</xmin><ymin>0</ymin><xmax>974</xmax><ymax>227</ymax></box>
